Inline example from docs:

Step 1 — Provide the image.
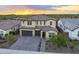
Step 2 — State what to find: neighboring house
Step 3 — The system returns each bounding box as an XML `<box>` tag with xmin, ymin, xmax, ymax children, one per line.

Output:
<box><xmin>58</xmin><ymin>18</ymin><xmax>79</xmax><ymax>40</ymax></box>
<box><xmin>19</xmin><ymin>15</ymin><xmax>58</xmax><ymax>39</ymax></box>
<box><xmin>0</xmin><ymin>20</ymin><xmax>20</xmax><ymax>37</ymax></box>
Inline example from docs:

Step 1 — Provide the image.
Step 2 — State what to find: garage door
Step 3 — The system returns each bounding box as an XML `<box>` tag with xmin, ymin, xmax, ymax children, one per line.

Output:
<box><xmin>35</xmin><ymin>30</ymin><xmax>41</xmax><ymax>36</ymax></box>
<box><xmin>22</xmin><ymin>31</ymin><xmax>32</xmax><ymax>36</ymax></box>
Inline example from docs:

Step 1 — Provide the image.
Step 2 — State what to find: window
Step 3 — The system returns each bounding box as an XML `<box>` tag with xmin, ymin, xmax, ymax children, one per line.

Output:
<box><xmin>50</xmin><ymin>21</ymin><xmax>52</xmax><ymax>25</ymax></box>
<box><xmin>27</xmin><ymin>21</ymin><xmax>32</xmax><ymax>25</ymax></box>
<box><xmin>49</xmin><ymin>33</ymin><xmax>55</xmax><ymax>37</ymax></box>
<box><xmin>23</xmin><ymin>21</ymin><xmax>24</xmax><ymax>23</ymax></box>
<box><xmin>36</xmin><ymin>21</ymin><xmax>38</xmax><ymax>25</ymax></box>
<box><xmin>44</xmin><ymin>21</ymin><xmax>46</xmax><ymax>25</ymax></box>
<box><xmin>40</xmin><ymin>21</ymin><xmax>42</xmax><ymax>25</ymax></box>
<box><xmin>0</xmin><ymin>31</ymin><xmax>3</xmax><ymax>37</ymax></box>
<box><xmin>78</xmin><ymin>31</ymin><xmax>79</xmax><ymax>36</ymax></box>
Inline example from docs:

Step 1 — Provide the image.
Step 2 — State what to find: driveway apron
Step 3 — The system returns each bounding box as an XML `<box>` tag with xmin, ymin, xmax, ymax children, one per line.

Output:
<box><xmin>10</xmin><ymin>36</ymin><xmax>42</xmax><ymax>51</ymax></box>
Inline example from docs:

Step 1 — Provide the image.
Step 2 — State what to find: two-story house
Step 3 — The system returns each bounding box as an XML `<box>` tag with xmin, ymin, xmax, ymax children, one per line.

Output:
<box><xmin>19</xmin><ymin>15</ymin><xmax>57</xmax><ymax>39</ymax></box>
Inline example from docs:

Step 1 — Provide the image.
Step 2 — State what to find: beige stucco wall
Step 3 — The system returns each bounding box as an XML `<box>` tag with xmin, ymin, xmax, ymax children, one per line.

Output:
<box><xmin>46</xmin><ymin>20</ymin><xmax>56</xmax><ymax>27</ymax></box>
<box><xmin>21</xmin><ymin>21</ymin><xmax>35</xmax><ymax>27</ymax></box>
<box><xmin>20</xmin><ymin>28</ymin><xmax>57</xmax><ymax>39</ymax></box>
<box><xmin>20</xmin><ymin>19</ymin><xmax>57</xmax><ymax>39</ymax></box>
<box><xmin>21</xmin><ymin>20</ymin><xmax>56</xmax><ymax>27</ymax></box>
<box><xmin>46</xmin><ymin>31</ymin><xmax>57</xmax><ymax>39</ymax></box>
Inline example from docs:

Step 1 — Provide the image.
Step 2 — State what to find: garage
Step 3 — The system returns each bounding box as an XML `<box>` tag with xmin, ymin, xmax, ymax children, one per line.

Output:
<box><xmin>22</xmin><ymin>31</ymin><xmax>32</xmax><ymax>36</ymax></box>
<box><xmin>35</xmin><ymin>30</ymin><xmax>41</xmax><ymax>36</ymax></box>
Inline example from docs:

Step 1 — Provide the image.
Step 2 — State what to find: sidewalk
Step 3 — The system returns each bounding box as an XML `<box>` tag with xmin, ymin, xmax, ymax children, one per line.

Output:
<box><xmin>40</xmin><ymin>39</ymin><xmax>45</xmax><ymax>52</ymax></box>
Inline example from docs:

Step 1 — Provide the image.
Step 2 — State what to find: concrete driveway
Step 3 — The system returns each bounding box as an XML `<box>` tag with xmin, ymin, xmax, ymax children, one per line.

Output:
<box><xmin>10</xmin><ymin>36</ymin><xmax>45</xmax><ymax>51</ymax></box>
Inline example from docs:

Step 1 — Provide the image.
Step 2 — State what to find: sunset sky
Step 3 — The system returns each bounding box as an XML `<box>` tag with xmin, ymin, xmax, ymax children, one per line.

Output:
<box><xmin>0</xmin><ymin>5</ymin><xmax>79</xmax><ymax>15</ymax></box>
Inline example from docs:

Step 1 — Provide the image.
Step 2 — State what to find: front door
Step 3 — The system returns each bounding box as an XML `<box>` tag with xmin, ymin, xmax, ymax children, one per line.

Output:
<box><xmin>42</xmin><ymin>32</ymin><xmax>46</xmax><ymax>38</ymax></box>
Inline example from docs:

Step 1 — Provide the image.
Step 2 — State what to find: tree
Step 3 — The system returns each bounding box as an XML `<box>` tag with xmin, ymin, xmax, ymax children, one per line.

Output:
<box><xmin>48</xmin><ymin>33</ymin><xmax>69</xmax><ymax>47</ymax></box>
<box><xmin>4</xmin><ymin>34</ymin><xmax>16</xmax><ymax>43</ymax></box>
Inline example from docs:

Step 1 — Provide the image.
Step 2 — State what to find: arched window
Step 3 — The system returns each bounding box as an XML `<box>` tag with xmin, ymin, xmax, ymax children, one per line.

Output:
<box><xmin>36</xmin><ymin>21</ymin><xmax>38</xmax><ymax>25</ymax></box>
<box><xmin>40</xmin><ymin>21</ymin><xmax>42</xmax><ymax>25</ymax></box>
<box><xmin>44</xmin><ymin>21</ymin><xmax>46</xmax><ymax>25</ymax></box>
<box><xmin>27</xmin><ymin>21</ymin><xmax>32</xmax><ymax>25</ymax></box>
<box><xmin>50</xmin><ymin>21</ymin><xmax>52</xmax><ymax>25</ymax></box>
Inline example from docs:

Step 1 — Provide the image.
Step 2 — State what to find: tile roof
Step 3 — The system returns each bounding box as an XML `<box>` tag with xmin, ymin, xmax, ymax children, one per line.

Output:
<box><xmin>16</xmin><ymin>15</ymin><xmax>54</xmax><ymax>21</ymax></box>
<box><xmin>60</xmin><ymin>18</ymin><xmax>79</xmax><ymax>30</ymax></box>
<box><xmin>0</xmin><ymin>20</ymin><xmax>20</xmax><ymax>31</ymax></box>
<box><xmin>35</xmin><ymin>26</ymin><xmax>58</xmax><ymax>32</ymax></box>
<box><xmin>20</xmin><ymin>26</ymin><xmax>35</xmax><ymax>30</ymax></box>
<box><xmin>20</xmin><ymin>26</ymin><xmax>58</xmax><ymax>32</ymax></box>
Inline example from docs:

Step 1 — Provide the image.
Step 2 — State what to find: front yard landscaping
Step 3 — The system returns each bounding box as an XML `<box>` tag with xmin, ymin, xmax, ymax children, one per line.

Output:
<box><xmin>0</xmin><ymin>34</ymin><xmax>16</xmax><ymax>48</ymax></box>
<box><xmin>45</xmin><ymin>33</ymin><xmax>79</xmax><ymax>53</ymax></box>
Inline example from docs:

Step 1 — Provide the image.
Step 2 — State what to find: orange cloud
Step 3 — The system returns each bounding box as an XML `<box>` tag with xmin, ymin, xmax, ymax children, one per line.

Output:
<box><xmin>0</xmin><ymin>5</ymin><xmax>79</xmax><ymax>15</ymax></box>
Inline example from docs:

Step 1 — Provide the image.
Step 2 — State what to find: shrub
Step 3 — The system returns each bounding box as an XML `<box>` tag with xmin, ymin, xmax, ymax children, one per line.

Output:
<box><xmin>0</xmin><ymin>45</ymin><xmax>6</xmax><ymax>48</ymax></box>
<box><xmin>4</xmin><ymin>34</ymin><xmax>16</xmax><ymax>43</ymax></box>
<box><xmin>48</xmin><ymin>33</ymin><xmax>69</xmax><ymax>47</ymax></box>
<box><xmin>69</xmin><ymin>40</ymin><xmax>78</xmax><ymax>49</ymax></box>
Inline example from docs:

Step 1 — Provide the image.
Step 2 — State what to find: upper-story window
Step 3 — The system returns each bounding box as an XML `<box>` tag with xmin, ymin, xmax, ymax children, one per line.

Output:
<box><xmin>78</xmin><ymin>31</ymin><xmax>79</xmax><ymax>36</ymax></box>
<box><xmin>40</xmin><ymin>21</ymin><xmax>42</xmax><ymax>25</ymax></box>
<box><xmin>50</xmin><ymin>21</ymin><xmax>52</xmax><ymax>25</ymax></box>
<box><xmin>36</xmin><ymin>21</ymin><xmax>38</xmax><ymax>25</ymax></box>
<box><xmin>23</xmin><ymin>21</ymin><xmax>25</xmax><ymax>23</ymax></box>
<box><xmin>27</xmin><ymin>21</ymin><xmax>32</xmax><ymax>25</ymax></box>
<box><xmin>44</xmin><ymin>21</ymin><xmax>46</xmax><ymax>25</ymax></box>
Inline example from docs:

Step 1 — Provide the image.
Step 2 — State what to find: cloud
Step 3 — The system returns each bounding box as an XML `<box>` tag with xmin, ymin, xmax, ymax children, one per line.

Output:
<box><xmin>50</xmin><ymin>5</ymin><xmax>71</xmax><ymax>10</ymax></box>
<box><xmin>26</xmin><ymin>5</ymin><xmax>53</xmax><ymax>10</ymax></box>
<box><xmin>55</xmin><ymin>5</ymin><xmax>79</xmax><ymax>11</ymax></box>
<box><xmin>0</xmin><ymin>5</ymin><xmax>28</xmax><ymax>11</ymax></box>
<box><xmin>0</xmin><ymin>5</ymin><xmax>79</xmax><ymax>15</ymax></box>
